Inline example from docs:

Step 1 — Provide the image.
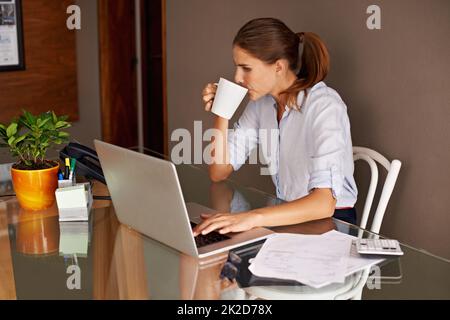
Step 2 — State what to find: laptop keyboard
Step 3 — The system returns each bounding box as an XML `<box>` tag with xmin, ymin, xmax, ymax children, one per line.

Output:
<box><xmin>190</xmin><ymin>222</ymin><xmax>231</xmax><ymax>248</ymax></box>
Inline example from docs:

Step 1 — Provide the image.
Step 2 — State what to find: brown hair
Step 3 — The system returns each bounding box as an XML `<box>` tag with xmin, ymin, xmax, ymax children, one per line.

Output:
<box><xmin>233</xmin><ymin>18</ymin><xmax>330</xmax><ymax>109</ymax></box>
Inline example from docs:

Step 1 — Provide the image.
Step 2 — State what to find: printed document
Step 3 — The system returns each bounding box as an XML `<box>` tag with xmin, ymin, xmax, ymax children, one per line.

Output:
<box><xmin>248</xmin><ymin>230</ymin><xmax>384</xmax><ymax>288</ymax></box>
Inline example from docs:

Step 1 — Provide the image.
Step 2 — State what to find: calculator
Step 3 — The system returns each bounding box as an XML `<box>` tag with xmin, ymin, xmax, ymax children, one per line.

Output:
<box><xmin>355</xmin><ymin>238</ymin><xmax>404</xmax><ymax>256</ymax></box>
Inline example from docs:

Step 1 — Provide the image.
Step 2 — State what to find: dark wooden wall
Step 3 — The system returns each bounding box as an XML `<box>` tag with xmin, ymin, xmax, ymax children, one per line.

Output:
<box><xmin>0</xmin><ymin>0</ymin><xmax>78</xmax><ymax>123</ymax></box>
<box><xmin>142</xmin><ymin>0</ymin><xmax>167</xmax><ymax>155</ymax></box>
<box><xmin>98</xmin><ymin>0</ymin><xmax>138</xmax><ymax>148</ymax></box>
<box><xmin>98</xmin><ymin>0</ymin><xmax>167</xmax><ymax>152</ymax></box>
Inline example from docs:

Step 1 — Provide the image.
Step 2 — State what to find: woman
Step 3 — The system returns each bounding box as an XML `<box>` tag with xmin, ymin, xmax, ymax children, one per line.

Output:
<box><xmin>194</xmin><ymin>18</ymin><xmax>357</xmax><ymax>236</ymax></box>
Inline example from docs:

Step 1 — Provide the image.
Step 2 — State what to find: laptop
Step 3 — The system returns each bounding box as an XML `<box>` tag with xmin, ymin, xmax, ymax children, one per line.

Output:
<box><xmin>94</xmin><ymin>140</ymin><xmax>273</xmax><ymax>259</ymax></box>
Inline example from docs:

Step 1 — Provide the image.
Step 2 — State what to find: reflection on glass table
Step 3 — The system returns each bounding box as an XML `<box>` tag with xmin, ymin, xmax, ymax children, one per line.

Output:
<box><xmin>220</xmin><ymin>239</ymin><xmax>404</xmax><ymax>300</ymax></box>
<box><xmin>0</xmin><ymin>156</ymin><xmax>449</xmax><ymax>300</ymax></box>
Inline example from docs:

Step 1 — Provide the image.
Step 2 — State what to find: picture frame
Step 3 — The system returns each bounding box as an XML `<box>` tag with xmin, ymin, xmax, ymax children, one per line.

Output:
<box><xmin>0</xmin><ymin>0</ymin><xmax>25</xmax><ymax>71</ymax></box>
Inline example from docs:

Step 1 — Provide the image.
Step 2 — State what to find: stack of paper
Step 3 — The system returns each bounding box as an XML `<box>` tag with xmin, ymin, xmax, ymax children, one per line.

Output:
<box><xmin>323</xmin><ymin>230</ymin><xmax>385</xmax><ymax>277</ymax></box>
<box><xmin>248</xmin><ymin>230</ymin><xmax>384</xmax><ymax>288</ymax></box>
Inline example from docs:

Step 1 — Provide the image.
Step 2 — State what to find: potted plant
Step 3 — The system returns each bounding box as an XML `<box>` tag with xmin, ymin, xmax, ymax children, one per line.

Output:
<box><xmin>0</xmin><ymin>110</ymin><xmax>71</xmax><ymax>211</ymax></box>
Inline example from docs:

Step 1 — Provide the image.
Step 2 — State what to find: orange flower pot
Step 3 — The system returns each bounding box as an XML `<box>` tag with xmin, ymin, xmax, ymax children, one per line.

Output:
<box><xmin>11</xmin><ymin>163</ymin><xmax>59</xmax><ymax>211</ymax></box>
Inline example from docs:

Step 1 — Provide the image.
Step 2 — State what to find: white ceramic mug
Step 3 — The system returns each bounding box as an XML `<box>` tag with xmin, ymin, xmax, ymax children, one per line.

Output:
<box><xmin>211</xmin><ymin>78</ymin><xmax>248</xmax><ymax>120</ymax></box>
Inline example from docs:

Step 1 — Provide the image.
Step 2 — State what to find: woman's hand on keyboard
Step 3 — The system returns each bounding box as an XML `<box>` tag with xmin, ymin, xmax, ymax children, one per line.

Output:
<box><xmin>192</xmin><ymin>211</ymin><xmax>262</xmax><ymax>236</ymax></box>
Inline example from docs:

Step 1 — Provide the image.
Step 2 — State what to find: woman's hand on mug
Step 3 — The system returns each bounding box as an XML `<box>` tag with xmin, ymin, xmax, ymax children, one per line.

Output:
<box><xmin>202</xmin><ymin>83</ymin><xmax>218</xmax><ymax>112</ymax></box>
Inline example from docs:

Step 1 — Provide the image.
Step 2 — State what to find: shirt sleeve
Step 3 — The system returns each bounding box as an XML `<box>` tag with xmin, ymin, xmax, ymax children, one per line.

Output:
<box><xmin>307</xmin><ymin>98</ymin><xmax>349</xmax><ymax>200</ymax></box>
<box><xmin>227</xmin><ymin>101</ymin><xmax>259</xmax><ymax>171</ymax></box>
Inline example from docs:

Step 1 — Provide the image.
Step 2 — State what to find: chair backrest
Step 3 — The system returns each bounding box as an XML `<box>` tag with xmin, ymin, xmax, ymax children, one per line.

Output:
<box><xmin>353</xmin><ymin>146</ymin><xmax>402</xmax><ymax>234</ymax></box>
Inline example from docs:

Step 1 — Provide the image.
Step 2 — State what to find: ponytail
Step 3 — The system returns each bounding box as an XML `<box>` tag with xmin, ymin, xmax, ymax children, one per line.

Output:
<box><xmin>280</xmin><ymin>32</ymin><xmax>330</xmax><ymax>109</ymax></box>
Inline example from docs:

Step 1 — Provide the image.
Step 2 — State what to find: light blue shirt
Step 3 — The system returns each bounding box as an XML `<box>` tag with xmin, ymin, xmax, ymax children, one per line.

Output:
<box><xmin>227</xmin><ymin>81</ymin><xmax>358</xmax><ymax>207</ymax></box>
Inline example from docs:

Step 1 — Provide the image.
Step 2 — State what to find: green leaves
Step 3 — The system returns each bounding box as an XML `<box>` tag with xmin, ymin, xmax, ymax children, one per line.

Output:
<box><xmin>6</xmin><ymin>123</ymin><xmax>18</xmax><ymax>138</ymax></box>
<box><xmin>55</xmin><ymin>121</ymin><xmax>70</xmax><ymax>129</ymax></box>
<box><xmin>8</xmin><ymin>136</ymin><xmax>16</xmax><ymax>146</ymax></box>
<box><xmin>37</xmin><ymin>117</ymin><xmax>51</xmax><ymax>128</ymax></box>
<box><xmin>23</xmin><ymin>110</ymin><xmax>36</xmax><ymax>125</ymax></box>
<box><xmin>14</xmin><ymin>134</ymin><xmax>28</xmax><ymax>145</ymax></box>
<box><xmin>0</xmin><ymin>110</ymin><xmax>71</xmax><ymax>168</ymax></box>
<box><xmin>0</xmin><ymin>123</ymin><xmax>6</xmax><ymax>132</ymax></box>
<box><xmin>58</xmin><ymin>131</ymin><xmax>70</xmax><ymax>138</ymax></box>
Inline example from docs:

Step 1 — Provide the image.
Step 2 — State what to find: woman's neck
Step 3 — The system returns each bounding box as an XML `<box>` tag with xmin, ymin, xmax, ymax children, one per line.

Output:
<box><xmin>271</xmin><ymin>71</ymin><xmax>298</xmax><ymax>107</ymax></box>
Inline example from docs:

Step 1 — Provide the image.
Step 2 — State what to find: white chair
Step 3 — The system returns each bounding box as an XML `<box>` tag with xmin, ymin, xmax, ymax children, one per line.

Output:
<box><xmin>353</xmin><ymin>146</ymin><xmax>402</xmax><ymax>234</ymax></box>
<box><xmin>233</xmin><ymin>147</ymin><xmax>402</xmax><ymax>301</ymax></box>
<box><xmin>224</xmin><ymin>267</ymin><xmax>372</xmax><ymax>300</ymax></box>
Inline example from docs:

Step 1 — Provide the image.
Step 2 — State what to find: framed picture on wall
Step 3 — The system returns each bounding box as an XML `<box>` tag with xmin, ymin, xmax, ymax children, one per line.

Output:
<box><xmin>0</xmin><ymin>0</ymin><xmax>25</xmax><ymax>71</ymax></box>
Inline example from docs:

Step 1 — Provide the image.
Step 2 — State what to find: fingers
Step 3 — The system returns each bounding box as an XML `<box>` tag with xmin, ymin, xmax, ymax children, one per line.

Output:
<box><xmin>218</xmin><ymin>227</ymin><xmax>231</xmax><ymax>234</ymax></box>
<box><xmin>205</xmin><ymin>100</ymin><xmax>213</xmax><ymax>112</ymax></box>
<box><xmin>218</xmin><ymin>224</ymin><xmax>243</xmax><ymax>234</ymax></box>
<box><xmin>203</xmin><ymin>219</ymin><xmax>245</xmax><ymax>235</ymax></box>
<box><xmin>194</xmin><ymin>217</ymin><xmax>224</xmax><ymax>235</ymax></box>
<box><xmin>193</xmin><ymin>216</ymin><xmax>214</xmax><ymax>236</ymax></box>
<box><xmin>201</xmin><ymin>220</ymin><xmax>232</xmax><ymax>235</ymax></box>
<box><xmin>193</xmin><ymin>211</ymin><xmax>255</xmax><ymax>236</ymax></box>
<box><xmin>202</xmin><ymin>83</ymin><xmax>217</xmax><ymax>96</ymax></box>
<box><xmin>193</xmin><ymin>214</ymin><xmax>229</xmax><ymax>236</ymax></box>
<box><xmin>202</xmin><ymin>93</ymin><xmax>215</xmax><ymax>103</ymax></box>
<box><xmin>202</xmin><ymin>83</ymin><xmax>218</xmax><ymax>112</ymax></box>
<box><xmin>203</xmin><ymin>93</ymin><xmax>215</xmax><ymax>111</ymax></box>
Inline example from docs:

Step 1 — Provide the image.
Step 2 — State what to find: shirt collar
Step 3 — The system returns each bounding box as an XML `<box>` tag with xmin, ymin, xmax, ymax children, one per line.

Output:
<box><xmin>269</xmin><ymin>96</ymin><xmax>291</xmax><ymax>113</ymax></box>
<box><xmin>268</xmin><ymin>81</ymin><xmax>326</xmax><ymax>113</ymax></box>
<box><xmin>298</xmin><ymin>81</ymin><xmax>326</xmax><ymax>113</ymax></box>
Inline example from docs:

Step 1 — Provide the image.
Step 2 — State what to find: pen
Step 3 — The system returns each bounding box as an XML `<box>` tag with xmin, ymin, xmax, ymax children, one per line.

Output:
<box><xmin>64</xmin><ymin>158</ymin><xmax>70</xmax><ymax>180</ymax></box>
<box><xmin>69</xmin><ymin>158</ymin><xmax>76</xmax><ymax>181</ymax></box>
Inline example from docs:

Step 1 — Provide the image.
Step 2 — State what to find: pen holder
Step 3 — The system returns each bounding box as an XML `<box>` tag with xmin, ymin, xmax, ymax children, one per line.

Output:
<box><xmin>58</xmin><ymin>159</ymin><xmax>77</xmax><ymax>188</ymax></box>
<box><xmin>58</xmin><ymin>175</ymin><xmax>76</xmax><ymax>188</ymax></box>
<box><xmin>55</xmin><ymin>182</ymin><xmax>92</xmax><ymax>222</ymax></box>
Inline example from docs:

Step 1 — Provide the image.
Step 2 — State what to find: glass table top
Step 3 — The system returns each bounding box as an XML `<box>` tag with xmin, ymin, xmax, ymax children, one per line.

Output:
<box><xmin>0</xmin><ymin>159</ymin><xmax>449</xmax><ymax>300</ymax></box>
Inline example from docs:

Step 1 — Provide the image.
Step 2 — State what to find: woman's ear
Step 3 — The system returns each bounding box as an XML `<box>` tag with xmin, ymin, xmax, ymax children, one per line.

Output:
<box><xmin>274</xmin><ymin>59</ymin><xmax>288</xmax><ymax>75</ymax></box>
